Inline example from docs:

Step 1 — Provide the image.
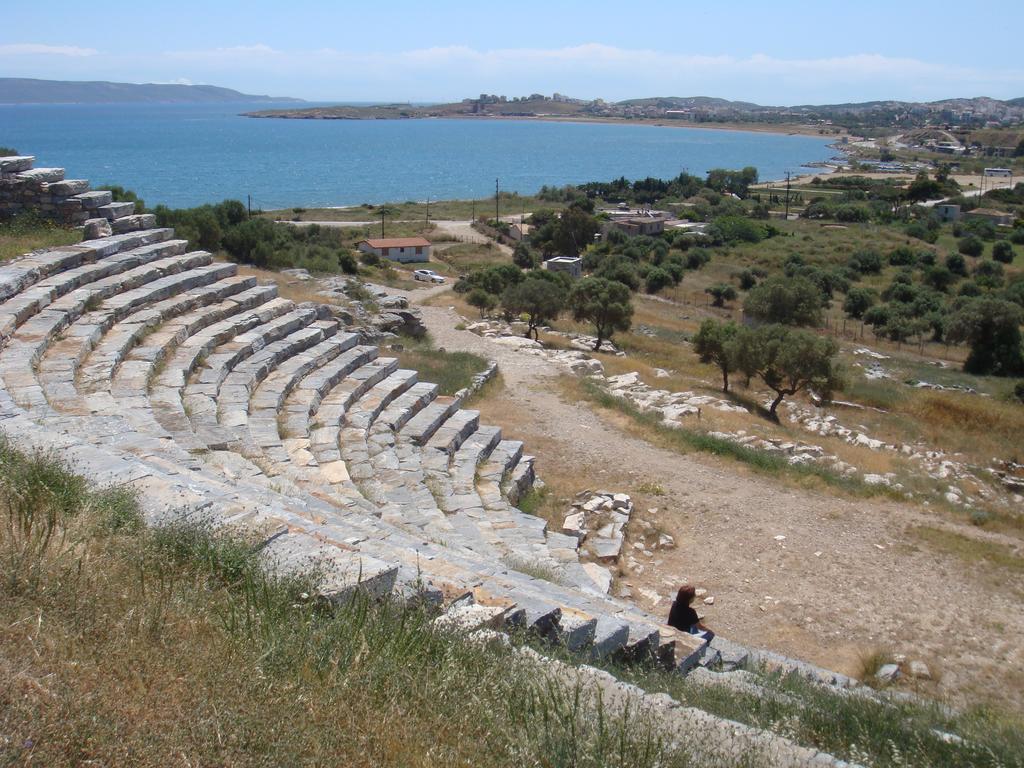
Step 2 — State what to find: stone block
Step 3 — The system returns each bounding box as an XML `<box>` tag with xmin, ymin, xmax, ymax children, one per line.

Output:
<box><xmin>82</xmin><ymin>217</ymin><xmax>112</xmax><ymax>240</ymax></box>
<box><xmin>48</xmin><ymin>179</ymin><xmax>90</xmax><ymax>196</ymax></box>
<box><xmin>0</xmin><ymin>156</ymin><xmax>34</xmax><ymax>173</ymax></box>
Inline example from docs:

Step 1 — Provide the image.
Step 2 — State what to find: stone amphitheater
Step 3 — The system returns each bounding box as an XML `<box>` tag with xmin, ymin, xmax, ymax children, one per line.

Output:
<box><xmin>2</xmin><ymin>154</ymin><xmax>875</xmax><ymax>764</ymax></box>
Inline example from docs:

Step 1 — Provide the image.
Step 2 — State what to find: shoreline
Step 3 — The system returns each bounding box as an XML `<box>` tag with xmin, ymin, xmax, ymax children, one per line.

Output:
<box><xmin>244</xmin><ymin>109</ymin><xmax>846</xmax><ymax>140</ymax></box>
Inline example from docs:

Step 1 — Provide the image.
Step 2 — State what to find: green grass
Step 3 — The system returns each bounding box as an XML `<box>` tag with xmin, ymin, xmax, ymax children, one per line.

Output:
<box><xmin>606</xmin><ymin>662</ymin><xmax>1024</xmax><ymax>768</ymax></box>
<box><xmin>0</xmin><ymin>438</ymin><xmax>712</xmax><ymax>768</ymax></box>
<box><xmin>265</xmin><ymin>194</ymin><xmax>564</xmax><ymax>224</ymax></box>
<box><xmin>394</xmin><ymin>336</ymin><xmax>489</xmax><ymax>396</ymax></box>
<box><xmin>576</xmin><ymin>378</ymin><xmax>894</xmax><ymax>498</ymax></box>
<box><xmin>0</xmin><ymin>213</ymin><xmax>81</xmax><ymax>262</ymax></box>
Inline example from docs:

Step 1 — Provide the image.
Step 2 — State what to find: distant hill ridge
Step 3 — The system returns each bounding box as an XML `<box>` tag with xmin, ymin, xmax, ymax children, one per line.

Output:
<box><xmin>0</xmin><ymin>78</ymin><xmax>302</xmax><ymax>105</ymax></box>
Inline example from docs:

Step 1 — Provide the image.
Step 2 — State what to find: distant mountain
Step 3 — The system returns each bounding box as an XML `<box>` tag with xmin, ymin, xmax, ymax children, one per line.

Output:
<box><xmin>0</xmin><ymin>78</ymin><xmax>303</xmax><ymax>105</ymax></box>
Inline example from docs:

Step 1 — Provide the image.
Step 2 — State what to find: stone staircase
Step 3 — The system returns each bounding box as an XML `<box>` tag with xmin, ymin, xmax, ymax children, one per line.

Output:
<box><xmin>1</xmin><ymin>154</ymin><xmax>722</xmax><ymax>674</ymax></box>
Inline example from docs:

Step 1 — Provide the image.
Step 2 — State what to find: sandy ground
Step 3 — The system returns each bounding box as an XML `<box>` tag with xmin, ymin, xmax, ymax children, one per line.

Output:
<box><xmin>395</xmin><ymin>267</ymin><xmax>1024</xmax><ymax>707</ymax></box>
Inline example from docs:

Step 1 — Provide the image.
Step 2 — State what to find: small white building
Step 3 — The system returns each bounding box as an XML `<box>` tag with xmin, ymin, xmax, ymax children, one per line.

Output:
<box><xmin>357</xmin><ymin>237</ymin><xmax>431</xmax><ymax>263</ymax></box>
<box><xmin>542</xmin><ymin>256</ymin><xmax>582</xmax><ymax>279</ymax></box>
<box><xmin>934</xmin><ymin>203</ymin><xmax>961</xmax><ymax>223</ymax></box>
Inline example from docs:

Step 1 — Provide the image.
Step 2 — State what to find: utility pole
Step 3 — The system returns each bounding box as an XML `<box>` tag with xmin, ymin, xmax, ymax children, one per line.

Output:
<box><xmin>784</xmin><ymin>171</ymin><xmax>792</xmax><ymax>220</ymax></box>
<box><xmin>247</xmin><ymin>194</ymin><xmax>252</xmax><ymax>218</ymax></box>
<box><xmin>380</xmin><ymin>210</ymin><xmax>385</xmax><ymax>238</ymax></box>
<box><xmin>425</xmin><ymin>197</ymin><xmax>430</xmax><ymax>226</ymax></box>
<box><xmin>471</xmin><ymin>199</ymin><xmax>476</xmax><ymax>222</ymax></box>
<box><xmin>495</xmin><ymin>178</ymin><xmax>500</xmax><ymax>224</ymax></box>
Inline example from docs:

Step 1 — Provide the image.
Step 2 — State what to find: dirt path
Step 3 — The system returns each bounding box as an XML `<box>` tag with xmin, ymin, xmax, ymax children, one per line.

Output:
<box><xmin>412</xmin><ymin>296</ymin><xmax>1024</xmax><ymax>708</ymax></box>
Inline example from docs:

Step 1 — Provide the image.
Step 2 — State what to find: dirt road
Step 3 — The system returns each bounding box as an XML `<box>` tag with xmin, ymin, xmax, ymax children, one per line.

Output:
<box><xmin>410</xmin><ymin>295</ymin><xmax>1024</xmax><ymax>708</ymax></box>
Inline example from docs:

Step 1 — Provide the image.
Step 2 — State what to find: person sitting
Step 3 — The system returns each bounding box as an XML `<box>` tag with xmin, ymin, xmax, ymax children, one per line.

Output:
<box><xmin>667</xmin><ymin>585</ymin><xmax>714</xmax><ymax>641</ymax></box>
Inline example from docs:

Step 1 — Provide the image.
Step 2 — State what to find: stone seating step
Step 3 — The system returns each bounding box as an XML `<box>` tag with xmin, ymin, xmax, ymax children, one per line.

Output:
<box><xmin>0</xmin><ymin>156</ymin><xmax>35</xmax><ymax>173</ymax></box>
<box><xmin>39</xmin><ymin>258</ymin><xmax>234</xmax><ymax>408</ymax></box>
<box><xmin>451</xmin><ymin>425</ymin><xmax>502</xmax><ymax>484</ymax></box>
<box><xmin>258</xmin><ymin>530</ymin><xmax>398</xmax><ymax>602</ymax></box>
<box><xmin>278</xmin><ymin>345</ymin><xmax>379</xmax><ymax>439</ymax></box>
<box><xmin>375</xmin><ymin>381</ymin><xmax>438</xmax><ymax>433</ymax></box>
<box><xmin>0</xmin><ymin>249</ymin><xmax>218</xmax><ymax>410</ymax></box>
<box><xmin>112</xmin><ymin>213</ymin><xmax>158</xmax><ymax>234</ymax></box>
<box><xmin>17</xmin><ymin>167</ymin><xmax>65</xmax><ymax>183</ymax></box>
<box><xmin>247</xmin><ymin>333</ymin><xmax>359</xmax><ymax>451</ymax></box>
<box><xmin>72</xmin><ymin>190</ymin><xmax>113</xmax><ymax>209</ymax></box>
<box><xmin>96</xmin><ymin>201</ymin><xmax>135</xmax><ymax>220</ymax></box>
<box><xmin>424</xmin><ymin>408</ymin><xmax>480</xmax><ymax>458</ymax></box>
<box><xmin>47</xmin><ymin>179</ymin><xmax>90</xmax><ymax>196</ymax></box>
<box><xmin>345</xmin><ymin>369</ymin><xmax>419</xmax><ymax>431</ymax></box>
<box><xmin>79</xmin><ymin>273</ymin><xmax>258</xmax><ymax>393</ymax></box>
<box><xmin>505</xmin><ymin>456</ymin><xmax>536</xmax><ymax>505</ymax></box>
<box><xmin>400</xmin><ymin>397</ymin><xmax>461</xmax><ymax>446</ymax></box>
<box><xmin>0</xmin><ymin>236</ymin><xmax>189</xmax><ymax>340</ymax></box>
<box><xmin>214</xmin><ymin>321</ymin><xmax>340</xmax><ymax>441</ymax></box>
<box><xmin>477</xmin><ymin>439</ymin><xmax>524</xmax><ymax>510</ymax></box>
<box><xmin>0</xmin><ymin>227</ymin><xmax>177</xmax><ymax>305</ymax></box>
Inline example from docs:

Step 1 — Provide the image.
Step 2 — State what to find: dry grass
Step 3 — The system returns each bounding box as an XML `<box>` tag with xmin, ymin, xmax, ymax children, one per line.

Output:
<box><xmin>0</xmin><ymin>440</ymin><xmax>700</xmax><ymax>768</ymax></box>
<box><xmin>434</xmin><ymin>241</ymin><xmax>511</xmax><ymax>273</ymax></box>
<box><xmin>0</xmin><ymin>218</ymin><xmax>81</xmax><ymax>262</ymax></box>
<box><xmin>907</xmin><ymin>525</ymin><xmax>1024</xmax><ymax>591</ymax></box>
<box><xmin>904</xmin><ymin>390</ymin><xmax>1024</xmax><ymax>462</ymax></box>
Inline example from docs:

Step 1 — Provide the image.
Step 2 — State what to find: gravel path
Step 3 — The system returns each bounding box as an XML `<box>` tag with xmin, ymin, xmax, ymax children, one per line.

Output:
<box><xmin>409</xmin><ymin>294</ymin><xmax>1024</xmax><ymax>708</ymax></box>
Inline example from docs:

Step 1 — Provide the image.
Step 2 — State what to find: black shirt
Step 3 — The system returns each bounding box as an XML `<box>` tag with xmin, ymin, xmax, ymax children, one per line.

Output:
<box><xmin>667</xmin><ymin>600</ymin><xmax>699</xmax><ymax>632</ymax></box>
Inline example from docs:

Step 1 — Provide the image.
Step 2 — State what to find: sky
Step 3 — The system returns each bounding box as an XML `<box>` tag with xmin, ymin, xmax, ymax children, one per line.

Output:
<box><xmin>2</xmin><ymin>0</ymin><xmax>1022</xmax><ymax>104</ymax></box>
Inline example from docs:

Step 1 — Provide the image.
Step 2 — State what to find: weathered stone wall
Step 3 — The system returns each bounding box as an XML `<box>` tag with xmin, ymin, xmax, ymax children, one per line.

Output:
<box><xmin>1</xmin><ymin>155</ymin><xmax>110</xmax><ymax>225</ymax></box>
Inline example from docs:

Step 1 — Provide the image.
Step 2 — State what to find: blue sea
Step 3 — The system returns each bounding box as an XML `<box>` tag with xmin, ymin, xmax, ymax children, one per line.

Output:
<box><xmin>0</xmin><ymin>103</ymin><xmax>837</xmax><ymax>210</ymax></box>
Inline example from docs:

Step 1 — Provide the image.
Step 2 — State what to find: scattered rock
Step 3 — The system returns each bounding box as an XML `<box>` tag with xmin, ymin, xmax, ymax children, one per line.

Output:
<box><xmin>908</xmin><ymin>660</ymin><xmax>932</xmax><ymax>680</ymax></box>
<box><xmin>703</xmin><ymin>596</ymin><xmax>715</xmax><ymax>605</ymax></box>
<box><xmin>82</xmin><ymin>217</ymin><xmax>112</xmax><ymax>240</ymax></box>
<box><xmin>875</xmin><ymin>663</ymin><xmax>900</xmax><ymax>683</ymax></box>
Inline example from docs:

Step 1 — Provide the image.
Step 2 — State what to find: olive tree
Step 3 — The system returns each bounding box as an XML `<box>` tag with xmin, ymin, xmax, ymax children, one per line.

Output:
<box><xmin>501</xmin><ymin>276</ymin><xmax>564</xmax><ymax>340</ymax></box>
<box><xmin>693</xmin><ymin>319</ymin><xmax>739</xmax><ymax>392</ymax></box>
<box><xmin>567</xmin><ymin>276</ymin><xmax>633</xmax><ymax>351</ymax></box>
<box><xmin>755</xmin><ymin>325</ymin><xmax>842</xmax><ymax>419</ymax></box>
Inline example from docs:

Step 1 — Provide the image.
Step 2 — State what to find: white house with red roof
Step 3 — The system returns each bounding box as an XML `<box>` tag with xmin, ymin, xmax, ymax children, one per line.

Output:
<box><xmin>357</xmin><ymin>236</ymin><xmax>432</xmax><ymax>263</ymax></box>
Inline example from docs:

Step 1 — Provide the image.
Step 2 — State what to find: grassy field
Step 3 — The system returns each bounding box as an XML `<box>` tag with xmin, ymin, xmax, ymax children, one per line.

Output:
<box><xmin>393</xmin><ymin>335</ymin><xmax>490</xmax><ymax>396</ymax></box>
<box><xmin>264</xmin><ymin>193</ymin><xmax>564</xmax><ymax>224</ymax></box>
<box><xmin>0</xmin><ymin>215</ymin><xmax>81</xmax><ymax>262</ymax></box>
<box><xmin>0</xmin><ymin>439</ymin><xmax>709</xmax><ymax>768</ymax></box>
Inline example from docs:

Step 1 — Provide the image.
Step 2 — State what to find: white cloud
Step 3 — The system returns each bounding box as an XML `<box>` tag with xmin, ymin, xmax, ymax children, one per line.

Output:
<box><xmin>0</xmin><ymin>43</ymin><xmax>98</xmax><ymax>57</ymax></box>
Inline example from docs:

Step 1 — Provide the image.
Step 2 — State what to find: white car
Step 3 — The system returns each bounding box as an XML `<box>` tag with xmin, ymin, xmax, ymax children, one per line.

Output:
<box><xmin>413</xmin><ymin>269</ymin><xmax>445</xmax><ymax>284</ymax></box>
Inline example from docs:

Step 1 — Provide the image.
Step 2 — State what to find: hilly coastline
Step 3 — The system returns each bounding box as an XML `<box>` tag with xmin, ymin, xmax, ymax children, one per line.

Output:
<box><xmin>245</xmin><ymin>93</ymin><xmax>1024</xmax><ymax>134</ymax></box>
<box><xmin>0</xmin><ymin>77</ymin><xmax>302</xmax><ymax>105</ymax></box>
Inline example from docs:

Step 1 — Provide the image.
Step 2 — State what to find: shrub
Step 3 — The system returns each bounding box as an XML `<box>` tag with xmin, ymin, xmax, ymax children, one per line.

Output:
<box><xmin>644</xmin><ymin>267</ymin><xmax>673</xmax><ymax>294</ymax></box>
<box><xmin>847</xmin><ymin>249</ymin><xmax>883</xmax><ymax>274</ymax></box>
<box><xmin>467</xmin><ymin>288</ymin><xmax>497</xmax><ymax>317</ymax></box>
<box><xmin>705</xmin><ymin>283</ymin><xmax>737</xmax><ymax>307</ymax></box>
<box><xmin>843</xmin><ymin>287</ymin><xmax>877</xmax><ymax>319</ymax></box>
<box><xmin>744</xmin><ymin>275</ymin><xmax>824</xmax><ymax>326</ymax></box>
<box><xmin>958</xmin><ymin>235</ymin><xmax>985</xmax><ymax>258</ymax></box>
<box><xmin>992</xmin><ymin>241</ymin><xmax>1015</xmax><ymax>264</ymax></box>
<box><xmin>945</xmin><ymin>252</ymin><xmax>968</xmax><ymax>276</ymax></box>
<box><xmin>888</xmin><ymin>246</ymin><xmax>918</xmax><ymax>266</ymax></box>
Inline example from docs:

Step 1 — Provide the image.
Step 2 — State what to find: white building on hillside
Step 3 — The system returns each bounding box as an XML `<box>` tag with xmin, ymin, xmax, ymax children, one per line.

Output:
<box><xmin>357</xmin><ymin>237</ymin><xmax>432</xmax><ymax>263</ymax></box>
